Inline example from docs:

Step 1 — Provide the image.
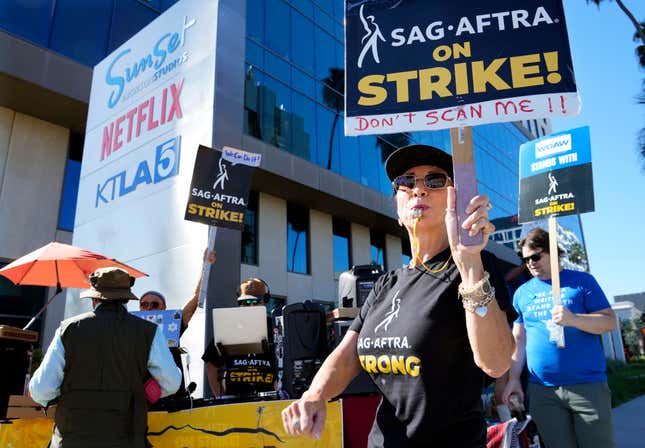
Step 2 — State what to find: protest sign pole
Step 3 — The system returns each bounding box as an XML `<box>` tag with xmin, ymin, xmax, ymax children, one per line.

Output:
<box><xmin>198</xmin><ymin>225</ymin><xmax>218</xmax><ymax>308</ymax></box>
<box><xmin>450</xmin><ymin>125</ymin><xmax>483</xmax><ymax>246</ymax></box>
<box><xmin>548</xmin><ymin>215</ymin><xmax>565</xmax><ymax>348</ymax></box>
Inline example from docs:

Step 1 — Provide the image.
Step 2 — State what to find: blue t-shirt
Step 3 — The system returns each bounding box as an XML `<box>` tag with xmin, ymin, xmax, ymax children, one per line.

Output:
<box><xmin>513</xmin><ymin>270</ymin><xmax>611</xmax><ymax>386</ymax></box>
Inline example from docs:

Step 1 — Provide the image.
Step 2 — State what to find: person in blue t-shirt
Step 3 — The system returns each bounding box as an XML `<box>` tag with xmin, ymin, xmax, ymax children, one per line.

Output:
<box><xmin>501</xmin><ymin>228</ymin><xmax>616</xmax><ymax>448</ymax></box>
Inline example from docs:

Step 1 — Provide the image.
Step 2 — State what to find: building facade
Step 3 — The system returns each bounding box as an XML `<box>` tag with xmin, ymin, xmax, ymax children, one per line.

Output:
<box><xmin>2</xmin><ymin>0</ymin><xmax>540</xmax><ymax>352</ymax></box>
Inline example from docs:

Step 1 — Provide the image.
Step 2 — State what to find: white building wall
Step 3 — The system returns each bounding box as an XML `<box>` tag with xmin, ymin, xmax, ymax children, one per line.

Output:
<box><xmin>310</xmin><ymin>209</ymin><xmax>334</xmax><ymax>302</ymax></box>
<box><xmin>351</xmin><ymin>223</ymin><xmax>371</xmax><ymax>265</ymax></box>
<box><xmin>257</xmin><ymin>192</ymin><xmax>287</xmax><ymax>297</ymax></box>
<box><xmin>0</xmin><ymin>108</ymin><xmax>13</xmax><ymax>195</ymax></box>
<box><xmin>0</xmin><ymin>110</ymin><xmax>68</xmax><ymax>259</ymax></box>
<box><xmin>385</xmin><ymin>233</ymin><xmax>402</xmax><ymax>271</ymax></box>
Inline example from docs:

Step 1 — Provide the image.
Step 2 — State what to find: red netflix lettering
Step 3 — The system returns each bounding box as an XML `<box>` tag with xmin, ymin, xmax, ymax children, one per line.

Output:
<box><xmin>100</xmin><ymin>78</ymin><xmax>184</xmax><ymax>161</ymax></box>
<box><xmin>168</xmin><ymin>78</ymin><xmax>183</xmax><ymax>121</ymax></box>
<box><xmin>113</xmin><ymin>115</ymin><xmax>125</xmax><ymax>152</ymax></box>
<box><xmin>148</xmin><ymin>96</ymin><xmax>159</xmax><ymax>130</ymax></box>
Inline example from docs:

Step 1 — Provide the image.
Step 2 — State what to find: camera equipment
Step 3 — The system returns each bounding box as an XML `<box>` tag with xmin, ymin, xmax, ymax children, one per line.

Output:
<box><xmin>273</xmin><ymin>301</ymin><xmax>327</xmax><ymax>399</ymax></box>
<box><xmin>338</xmin><ymin>264</ymin><xmax>385</xmax><ymax>308</ymax></box>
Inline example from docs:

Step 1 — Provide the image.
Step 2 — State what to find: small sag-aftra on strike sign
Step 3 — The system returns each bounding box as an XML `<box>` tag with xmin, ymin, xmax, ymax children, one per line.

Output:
<box><xmin>344</xmin><ymin>0</ymin><xmax>580</xmax><ymax>136</ymax></box>
<box><xmin>184</xmin><ymin>145</ymin><xmax>261</xmax><ymax>230</ymax></box>
<box><xmin>518</xmin><ymin>126</ymin><xmax>594</xmax><ymax>223</ymax></box>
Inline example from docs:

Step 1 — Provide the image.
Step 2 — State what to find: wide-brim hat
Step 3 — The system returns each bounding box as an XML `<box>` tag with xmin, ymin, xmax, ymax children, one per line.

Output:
<box><xmin>385</xmin><ymin>144</ymin><xmax>453</xmax><ymax>181</ymax></box>
<box><xmin>80</xmin><ymin>267</ymin><xmax>139</xmax><ymax>301</ymax></box>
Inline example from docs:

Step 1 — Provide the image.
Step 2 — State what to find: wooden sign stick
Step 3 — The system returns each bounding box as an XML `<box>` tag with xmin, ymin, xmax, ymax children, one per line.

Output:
<box><xmin>450</xmin><ymin>126</ymin><xmax>483</xmax><ymax>246</ymax></box>
<box><xmin>548</xmin><ymin>215</ymin><xmax>565</xmax><ymax>348</ymax></box>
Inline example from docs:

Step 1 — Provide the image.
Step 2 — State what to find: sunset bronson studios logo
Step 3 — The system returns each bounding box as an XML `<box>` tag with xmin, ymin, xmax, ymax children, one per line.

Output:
<box><xmin>105</xmin><ymin>15</ymin><xmax>196</xmax><ymax>109</ymax></box>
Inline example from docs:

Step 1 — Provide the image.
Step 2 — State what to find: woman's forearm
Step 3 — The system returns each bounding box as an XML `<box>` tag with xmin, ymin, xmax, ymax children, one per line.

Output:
<box><xmin>305</xmin><ymin>331</ymin><xmax>361</xmax><ymax>401</ymax></box>
<box><xmin>465</xmin><ymin>300</ymin><xmax>514</xmax><ymax>377</ymax></box>
<box><xmin>457</xmin><ymin>256</ymin><xmax>514</xmax><ymax>378</ymax></box>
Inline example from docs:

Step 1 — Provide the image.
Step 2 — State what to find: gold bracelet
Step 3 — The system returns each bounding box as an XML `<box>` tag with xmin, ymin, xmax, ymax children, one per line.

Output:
<box><xmin>458</xmin><ymin>272</ymin><xmax>491</xmax><ymax>297</ymax></box>
<box><xmin>461</xmin><ymin>291</ymin><xmax>495</xmax><ymax>317</ymax></box>
<box><xmin>458</xmin><ymin>272</ymin><xmax>495</xmax><ymax>317</ymax></box>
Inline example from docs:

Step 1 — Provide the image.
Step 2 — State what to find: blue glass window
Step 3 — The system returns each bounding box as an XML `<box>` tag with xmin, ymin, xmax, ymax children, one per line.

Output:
<box><xmin>246</xmin><ymin>39</ymin><xmax>264</xmax><ymax>70</ymax></box>
<box><xmin>0</xmin><ymin>0</ymin><xmax>53</xmax><ymax>48</ymax></box>
<box><xmin>265</xmin><ymin>51</ymin><xmax>290</xmax><ymax>86</ymax></box>
<box><xmin>357</xmin><ymin>135</ymin><xmax>380</xmax><ymax>189</ymax></box>
<box><xmin>332</xmin><ymin>217</ymin><xmax>351</xmax><ymax>274</ymax></box>
<box><xmin>314</xmin><ymin>27</ymin><xmax>335</xmax><ymax>84</ymax></box>
<box><xmin>107</xmin><ymin>0</ymin><xmax>157</xmax><ymax>53</ymax></box>
<box><xmin>315</xmin><ymin>104</ymin><xmax>340</xmax><ymax>170</ymax></box>
<box><xmin>402</xmin><ymin>236</ymin><xmax>412</xmax><ymax>267</ymax></box>
<box><xmin>290</xmin><ymin>0</ymin><xmax>313</xmax><ymax>18</ymax></box>
<box><xmin>292</xmin><ymin>66</ymin><xmax>315</xmax><ymax>98</ymax></box>
<box><xmin>161</xmin><ymin>0</ymin><xmax>180</xmax><ymax>11</ymax></box>
<box><xmin>287</xmin><ymin>203</ymin><xmax>309</xmax><ymax>274</ymax></box>
<box><xmin>49</xmin><ymin>0</ymin><xmax>112</xmax><ymax>66</ymax></box>
<box><xmin>264</xmin><ymin>74</ymin><xmax>292</xmax><ymax>151</ymax></box>
<box><xmin>291</xmin><ymin>9</ymin><xmax>314</xmax><ymax>73</ymax></box>
<box><xmin>247</xmin><ymin>0</ymin><xmax>265</xmax><ymax>41</ymax></box>
<box><xmin>264</xmin><ymin>0</ymin><xmax>290</xmax><ymax>58</ymax></box>
<box><xmin>370</xmin><ymin>229</ymin><xmax>386</xmax><ymax>269</ymax></box>
<box><xmin>241</xmin><ymin>191</ymin><xmax>259</xmax><ymax>265</ymax></box>
<box><xmin>314</xmin><ymin>5</ymin><xmax>334</xmax><ymax>36</ymax></box>
<box><xmin>338</xmin><ymin>129</ymin><xmax>360</xmax><ymax>182</ymax></box>
<box><xmin>58</xmin><ymin>133</ymin><xmax>84</xmax><ymax>231</ymax></box>
<box><xmin>291</xmin><ymin>91</ymin><xmax>316</xmax><ymax>161</ymax></box>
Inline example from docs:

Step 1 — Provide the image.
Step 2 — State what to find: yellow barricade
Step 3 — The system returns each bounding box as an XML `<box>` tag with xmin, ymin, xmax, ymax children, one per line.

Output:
<box><xmin>0</xmin><ymin>400</ymin><xmax>343</xmax><ymax>448</ymax></box>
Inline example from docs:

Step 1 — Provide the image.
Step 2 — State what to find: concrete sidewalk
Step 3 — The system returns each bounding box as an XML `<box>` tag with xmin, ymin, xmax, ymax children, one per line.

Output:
<box><xmin>613</xmin><ymin>394</ymin><xmax>645</xmax><ymax>448</ymax></box>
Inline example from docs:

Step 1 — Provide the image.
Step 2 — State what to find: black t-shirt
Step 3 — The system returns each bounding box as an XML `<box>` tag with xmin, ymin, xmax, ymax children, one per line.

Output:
<box><xmin>349</xmin><ymin>249</ymin><xmax>512</xmax><ymax>448</ymax></box>
<box><xmin>202</xmin><ymin>338</ymin><xmax>276</xmax><ymax>397</ymax></box>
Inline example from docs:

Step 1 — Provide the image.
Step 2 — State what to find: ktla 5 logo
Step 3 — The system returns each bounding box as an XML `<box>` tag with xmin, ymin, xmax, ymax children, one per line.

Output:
<box><xmin>95</xmin><ymin>136</ymin><xmax>181</xmax><ymax>207</ymax></box>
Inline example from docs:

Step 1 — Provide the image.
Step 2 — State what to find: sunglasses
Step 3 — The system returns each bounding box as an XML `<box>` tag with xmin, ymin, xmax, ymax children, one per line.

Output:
<box><xmin>239</xmin><ymin>298</ymin><xmax>261</xmax><ymax>306</ymax></box>
<box><xmin>393</xmin><ymin>173</ymin><xmax>451</xmax><ymax>192</ymax></box>
<box><xmin>521</xmin><ymin>252</ymin><xmax>543</xmax><ymax>264</ymax></box>
<box><xmin>140</xmin><ymin>301</ymin><xmax>162</xmax><ymax>310</ymax></box>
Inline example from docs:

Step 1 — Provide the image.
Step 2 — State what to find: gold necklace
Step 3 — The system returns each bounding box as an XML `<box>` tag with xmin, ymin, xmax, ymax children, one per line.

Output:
<box><xmin>416</xmin><ymin>254</ymin><xmax>452</xmax><ymax>274</ymax></box>
<box><xmin>410</xmin><ymin>217</ymin><xmax>453</xmax><ymax>274</ymax></box>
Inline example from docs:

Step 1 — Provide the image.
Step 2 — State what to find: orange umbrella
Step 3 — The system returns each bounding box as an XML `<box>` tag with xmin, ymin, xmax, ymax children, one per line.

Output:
<box><xmin>0</xmin><ymin>242</ymin><xmax>147</xmax><ymax>329</ymax></box>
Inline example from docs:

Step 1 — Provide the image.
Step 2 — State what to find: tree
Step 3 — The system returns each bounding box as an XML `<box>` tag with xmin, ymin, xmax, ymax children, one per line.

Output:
<box><xmin>586</xmin><ymin>1</ymin><xmax>645</xmax><ymax>46</ymax></box>
<box><xmin>586</xmin><ymin>1</ymin><xmax>645</xmax><ymax>166</ymax></box>
<box><xmin>322</xmin><ymin>68</ymin><xmax>345</xmax><ymax>170</ymax></box>
<box><xmin>620</xmin><ymin>318</ymin><xmax>644</xmax><ymax>357</ymax></box>
<box><xmin>567</xmin><ymin>241</ymin><xmax>589</xmax><ymax>271</ymax></box>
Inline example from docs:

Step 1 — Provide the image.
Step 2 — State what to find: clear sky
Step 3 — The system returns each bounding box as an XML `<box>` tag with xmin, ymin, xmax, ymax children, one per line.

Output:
<box><xmin>552</xmin><ymin>0</ymin><xmax>645</xmax><ymax>302</ymax></box>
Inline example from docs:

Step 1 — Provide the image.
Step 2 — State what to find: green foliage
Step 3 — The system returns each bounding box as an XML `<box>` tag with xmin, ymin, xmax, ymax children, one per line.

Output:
<box><xmin>620</xmin><ymin>318</ymin><xmax>645</xmax><ymax>356</ymax></box>
<box><xmin>607</xmin><ymin>361</ymin><xmax>645</xmax><ymax>407</ymax></box>
<box><xmin>567</xmin><ymin>242</ymin><xmax>588</xmax><ymax>270</ymax></box>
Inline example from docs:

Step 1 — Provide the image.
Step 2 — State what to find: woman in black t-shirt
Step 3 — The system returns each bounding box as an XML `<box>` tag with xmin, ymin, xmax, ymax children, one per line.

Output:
<box><xmin>281</xmin><ymin>144</ymin><xmax>515</xmax><ymax>447</ymax></box>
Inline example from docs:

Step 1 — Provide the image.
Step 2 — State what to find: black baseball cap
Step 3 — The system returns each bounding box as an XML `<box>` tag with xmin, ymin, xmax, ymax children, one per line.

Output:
<box><xmin>384</xmin><ymin>144</ymin><xmax>453</xmax><ymax>181</ymax></box>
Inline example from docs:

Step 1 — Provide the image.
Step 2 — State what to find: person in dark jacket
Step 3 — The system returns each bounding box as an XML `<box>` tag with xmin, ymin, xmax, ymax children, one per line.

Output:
<box><xmin>29</xmin><ymin>267</ymin><xmax>181</xmax><ymax>448</ymax></box>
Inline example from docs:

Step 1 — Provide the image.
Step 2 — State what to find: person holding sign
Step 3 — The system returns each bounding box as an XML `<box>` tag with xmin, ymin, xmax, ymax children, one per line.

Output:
<box><xmin>139</xmin><ymin>248</ymin><xmax>215</xmax><ymax>404</ymax></box>
<box><xmin>281</xmin><ymin>144</ymin><xmax>514</xmax><ymax>447</ymax></box>
<box><xmin>202</xmin><ymin>278</ymin><xmax>276</xmax><ymax>399</ymax></box>
<box><xmin>502</xmin><ymin>228</ymin><xmax>616</xmax><ymax>448</ymax></box>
